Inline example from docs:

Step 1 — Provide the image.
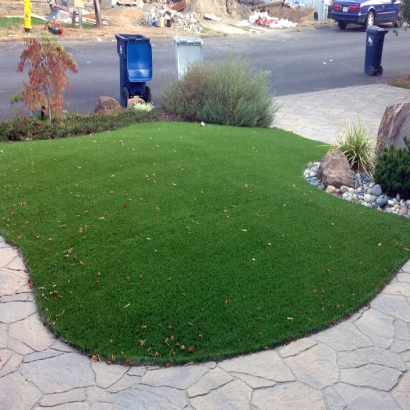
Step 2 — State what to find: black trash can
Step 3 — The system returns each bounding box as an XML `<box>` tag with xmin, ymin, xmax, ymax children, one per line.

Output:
<box><xmin>364</xmin><ymin>26</ymin><xmax>388</xmax><ymax>76</ymax></box>
<box><xmin>115</xmin><ymin>34</ymin><xmax>153</xmax><ymax>108</ymax></box>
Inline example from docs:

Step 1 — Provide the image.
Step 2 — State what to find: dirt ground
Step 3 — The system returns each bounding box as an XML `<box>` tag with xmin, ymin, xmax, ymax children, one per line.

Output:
<box><xmin>0</xmin><ymin>1</ymin><xmax>319</xmax><ymax>41</ymax></box>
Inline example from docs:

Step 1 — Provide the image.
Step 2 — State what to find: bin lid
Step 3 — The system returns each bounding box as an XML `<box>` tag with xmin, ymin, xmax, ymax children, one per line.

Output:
<box><xmin>115</xmin><ymin>34</ymin><xmax>150</xmax><ymax>43</ymax></box>
<box><xmin>366</xmin><ymin>25</ymin><xmax>389</xmax><ymax>34</ymax></box>
<box><xmin>173</xmin><ymin>36</ymin><xmax>203</xmax><ymax>45</ymax></box>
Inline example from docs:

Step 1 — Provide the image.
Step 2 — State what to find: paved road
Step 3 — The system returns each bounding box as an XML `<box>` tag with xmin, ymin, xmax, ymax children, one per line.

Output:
<box><xmin>0</xmin><ymin>23</ymin><xmax>409</xmax><ymax>121</ymax></box>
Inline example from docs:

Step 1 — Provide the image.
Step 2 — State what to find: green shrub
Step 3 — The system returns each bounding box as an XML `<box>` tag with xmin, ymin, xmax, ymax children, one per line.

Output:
<box><xmin>160</xmin><ymin>56</ymin><xmax>278</xmax><ymax>128</ymax></box>
<box><xmin>0</xmin><ymin>109</ymin><xmax>163</xmax><ymax>142</ymax></box>
<box><xmin>373</xmin><ymin>136</ymin><xmax>410</xmax><ymax>198</ymax></box>
<box><xmin>328</xmin><ymin>117</ymin><xmax>375</xmax><ymax>175</ymax></box>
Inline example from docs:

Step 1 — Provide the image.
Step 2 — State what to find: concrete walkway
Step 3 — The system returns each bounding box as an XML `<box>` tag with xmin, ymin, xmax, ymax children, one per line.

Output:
<box><xmin>1</xmin><ymin>84</ymin><xmax>410</xmax><ymax>410</ymax></box>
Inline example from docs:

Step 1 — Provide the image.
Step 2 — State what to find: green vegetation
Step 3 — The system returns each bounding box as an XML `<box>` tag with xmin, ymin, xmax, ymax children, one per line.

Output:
<box><xmin>1</xmin><ymin>122</ymin><xmax>410</xmax><ymax>365</ymax></box>
<box><xmin>160</xmin><ymin>56</ymin><xmax>278</xmax><ymax>128</ymax></box>
<box><xmin>374</xmin><ymin>136</ymin><xmax>410</xmax><ymax>198</ymax></box>
<box><xmin>0</xmin><ymin>17</ymin><xmax>44</xmax><ymax>28</ymax></box>
<box><xmin>328</xmin><ymin>117</ymin><xmax>375</xmax><ymax>175</ymax></box>
<box><xmin>0</xmin><ymin>109</ymin><xmax>163</xmax><ymax>142</ymax></box>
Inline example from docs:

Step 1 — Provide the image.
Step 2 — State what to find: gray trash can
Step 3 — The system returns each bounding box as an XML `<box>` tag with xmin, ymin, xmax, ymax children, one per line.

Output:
<box><xmin>364</xmin><ymin>26</ymin><xmax>388</xmax><ymax>76</ymax></box>
<box><xmin>173</xmin><ymin>36</ymin><xmax>203</xmax><ymax>80</ymax></box>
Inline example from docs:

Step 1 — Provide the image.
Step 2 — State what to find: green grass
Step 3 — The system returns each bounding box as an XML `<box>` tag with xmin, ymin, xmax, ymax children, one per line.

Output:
<box><xmin>0</xmin><ymin>17</ymin><xmax>45</xmax><ymax>28</ymax></box>
<box><xmin>1</xmin><ymin>122</ymin><xmax>410</xmax><ymax>365</ymax></box>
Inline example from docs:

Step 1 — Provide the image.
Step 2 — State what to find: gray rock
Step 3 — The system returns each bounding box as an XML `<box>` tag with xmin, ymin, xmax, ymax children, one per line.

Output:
<box><xmin>377</xmin><ymin>198</ymin><xmax>389</xmax><ymax>208</ymax></box>
<box><xmin>375</xmin><ymin>102</ymin><xmax>410</xmax><ymax>156</ymax></box>
<box><xmin>371</xmin><ymin>184</ymin><xmax>383</xmax><ymax>196</ymax></box>
<box><xmin>316</xmin><ymin>151</ymin><xmax>355</xmax><ymax>189</ymax></box>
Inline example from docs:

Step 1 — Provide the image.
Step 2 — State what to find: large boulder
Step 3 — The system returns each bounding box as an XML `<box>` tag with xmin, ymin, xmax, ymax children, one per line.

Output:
<box><xmin>375</xmin><ymin>102</ymin><xmax>410</xmax><ymax>156</ymax></box>
<box><xmin>316</xmin><ymin>151</ymin><xmax>355</xmax><ymax>189</ymax></box>
<box><xmin>94</xmin><ymin>97</ymin><xmax>121</xmax><ymax>115</ymax></box>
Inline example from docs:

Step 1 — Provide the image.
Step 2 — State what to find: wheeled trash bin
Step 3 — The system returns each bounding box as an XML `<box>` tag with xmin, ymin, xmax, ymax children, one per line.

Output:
<box><xmin>115</xmin><ymin>34</ymin><xmax>152</xmax><ymax>107</ymax></box>
<box><xmin>173</xmin><ymin>36</ymin><xmax>203</xmax><ymax>80</ymax></box>
<box><xmin>364</xmin><ymin>26</ymin><xmax>388</xmax><ymax>76</ymax></box>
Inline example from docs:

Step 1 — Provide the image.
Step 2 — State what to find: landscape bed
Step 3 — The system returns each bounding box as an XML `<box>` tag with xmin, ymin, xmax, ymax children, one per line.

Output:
<box><xmin>1</xmin><ymin>121</ymin><xmax>410</xmax><ymax>365</ymax></box>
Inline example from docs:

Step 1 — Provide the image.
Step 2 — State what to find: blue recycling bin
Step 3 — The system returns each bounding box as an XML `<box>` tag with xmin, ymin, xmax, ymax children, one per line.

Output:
<box><xmin>115</xmin><ymin>34</ymin><xmax>152</xmax><ymax>107</ymax></box>
<box><xmin>364</xmin><ymin>26</ymin><xmax>388</xmax><ymax>76</ymax></box>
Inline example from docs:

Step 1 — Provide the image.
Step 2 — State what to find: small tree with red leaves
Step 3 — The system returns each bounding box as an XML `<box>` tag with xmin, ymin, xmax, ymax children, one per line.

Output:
<box><xmin>11</xmin><ymin>37</ymin><xmax>78</xmax><ymax>122</ymax></box>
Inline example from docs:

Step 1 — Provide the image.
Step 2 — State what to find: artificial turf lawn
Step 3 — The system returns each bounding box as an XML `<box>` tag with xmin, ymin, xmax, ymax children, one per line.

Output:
<box><xmin>1</xmin><ymin>122</ymin><xmax>410</xmax><ymax>365</ymax></box>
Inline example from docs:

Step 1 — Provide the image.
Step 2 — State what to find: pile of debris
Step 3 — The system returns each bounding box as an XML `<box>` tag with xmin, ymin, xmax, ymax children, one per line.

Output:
<box><xmin>249</xmin><ymin>11</ymin><xmax>298</xmax><ymax>28</ymax></box>
<box><xmin>142</xmin><ymin>3</ymin><xmax>201</xmax><ymax>32</ymax></box>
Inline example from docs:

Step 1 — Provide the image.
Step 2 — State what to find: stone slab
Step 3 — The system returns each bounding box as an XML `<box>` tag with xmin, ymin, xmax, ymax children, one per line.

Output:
<box><xmin>341</xmin><ymin>363</ymin><xmax>402</xmax><ymax>391</ymax></box>
<box><xmin>0</xmin><ymin>323</ymin><xmax>7</xmax><ymax>349</ymax></box>
<box><xmin>355</xmin><ymin>308</ymin><xmax>395</xmax><ymax>348</ymax></box>
<box><xmin>392</xmin><ymin>372</ymin><xmax>410</xmax><ymax>410</ymax></box>
<box><xmin>20</xmin><ymin>352</ymin><xmax>95</xmax><ymax>394</ymax></box>
<box><xmin>91</xmin><ymin>360</ymin><xmax>129</xmax><ymax>389</ymax></box>
<box><xmin>383</xmin><ymin>282</ymin><xmax>410</xmax><ymax>297</ymax></box>
<box><xmin>140</xmin><ymin>363</ymin><xmax>214</xmax><ymax>390</ymax></box>
<box><xmin>219</xmin><ymin>350</ymin><xmax>295</xmax><ymax>382</ymax></box>
<box><xmin>9</xmin><ymin>313</ymin><xmax>56</xmax><ymax>352</ymax></box>
<box><xmin>0</xmin><ymin>301</ymin><xmax>37</xmax><ymax>324</ymax></box>
<box><xmin>312</xmin><ymin>322</ymin><xmax>373</xmax><ymax>352</ymax></box>
<box><xmin>0</xmin><ymin>370</ymin><xmax>42</xmax><ymax>410</ymax></box>
<box><xmin>371</xmin><ymin>294</ymin><xmax>410</xmax><ymax>323</ymax></box>
<box><xmin>366</xmin><ymin>347</ymin><xmax>407</xmax><ymax>371</ymax></box>
<box><xmin>338</xmin><ymin>349</ymin><xmax>368</xmax><ymax>369</ymax></box>
<box><xmin>334</xmin><ymin>382</ymin><xmax>401</xmax><ymax>410</ymax></box>
<box><xmin>187</xmin><ymin>367</ymin><xmax>233</xmax><ymax>398</ymax></box>
<box><xmin>279</xmin><ymin>337</ymin><xmax>317</xmax><ymax>358</ymax></box>
<box><xmin>284</xmin><ymin>343</ymin><xmax>338</xmax><ymax>389</ymax></box>
<box><xmin>230</xmin><ymin>372</ymin><xmax>276</xmax><ymax>388</ymax></box>
<box><xmin>190</xmin><ymin>380</ymin><xmax>251</xmax><ymax>410</ymax></box>
<box><xmin>39</xmin><ymin>388</ymin><xmax>86</xmax><ymax>407</ymax></box>
<box><xmin>0</xmin><ymin>350</ymin><xmax>23</xmax><ymax>378</ymax></box>
<box><xmin>252</xmin><ymin>381</ymin><xmax>326</xmax><ymax>410</ymax></box>
<box><xmin>116</xmin><ymin>384</ymin><xmax>189</xmax><ymax>410</ymax></box>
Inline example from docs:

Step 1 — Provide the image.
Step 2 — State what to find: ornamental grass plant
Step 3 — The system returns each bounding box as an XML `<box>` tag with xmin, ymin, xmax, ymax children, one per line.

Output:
<box><xmin>328</xmin><ymin>117</ymin><xmax>376</xmax><ymax>175</ymax></box>
<box><xmin>1</xmin><ymin>123</ymin><xmax>410</xmax><ymax>365</ymax></box>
